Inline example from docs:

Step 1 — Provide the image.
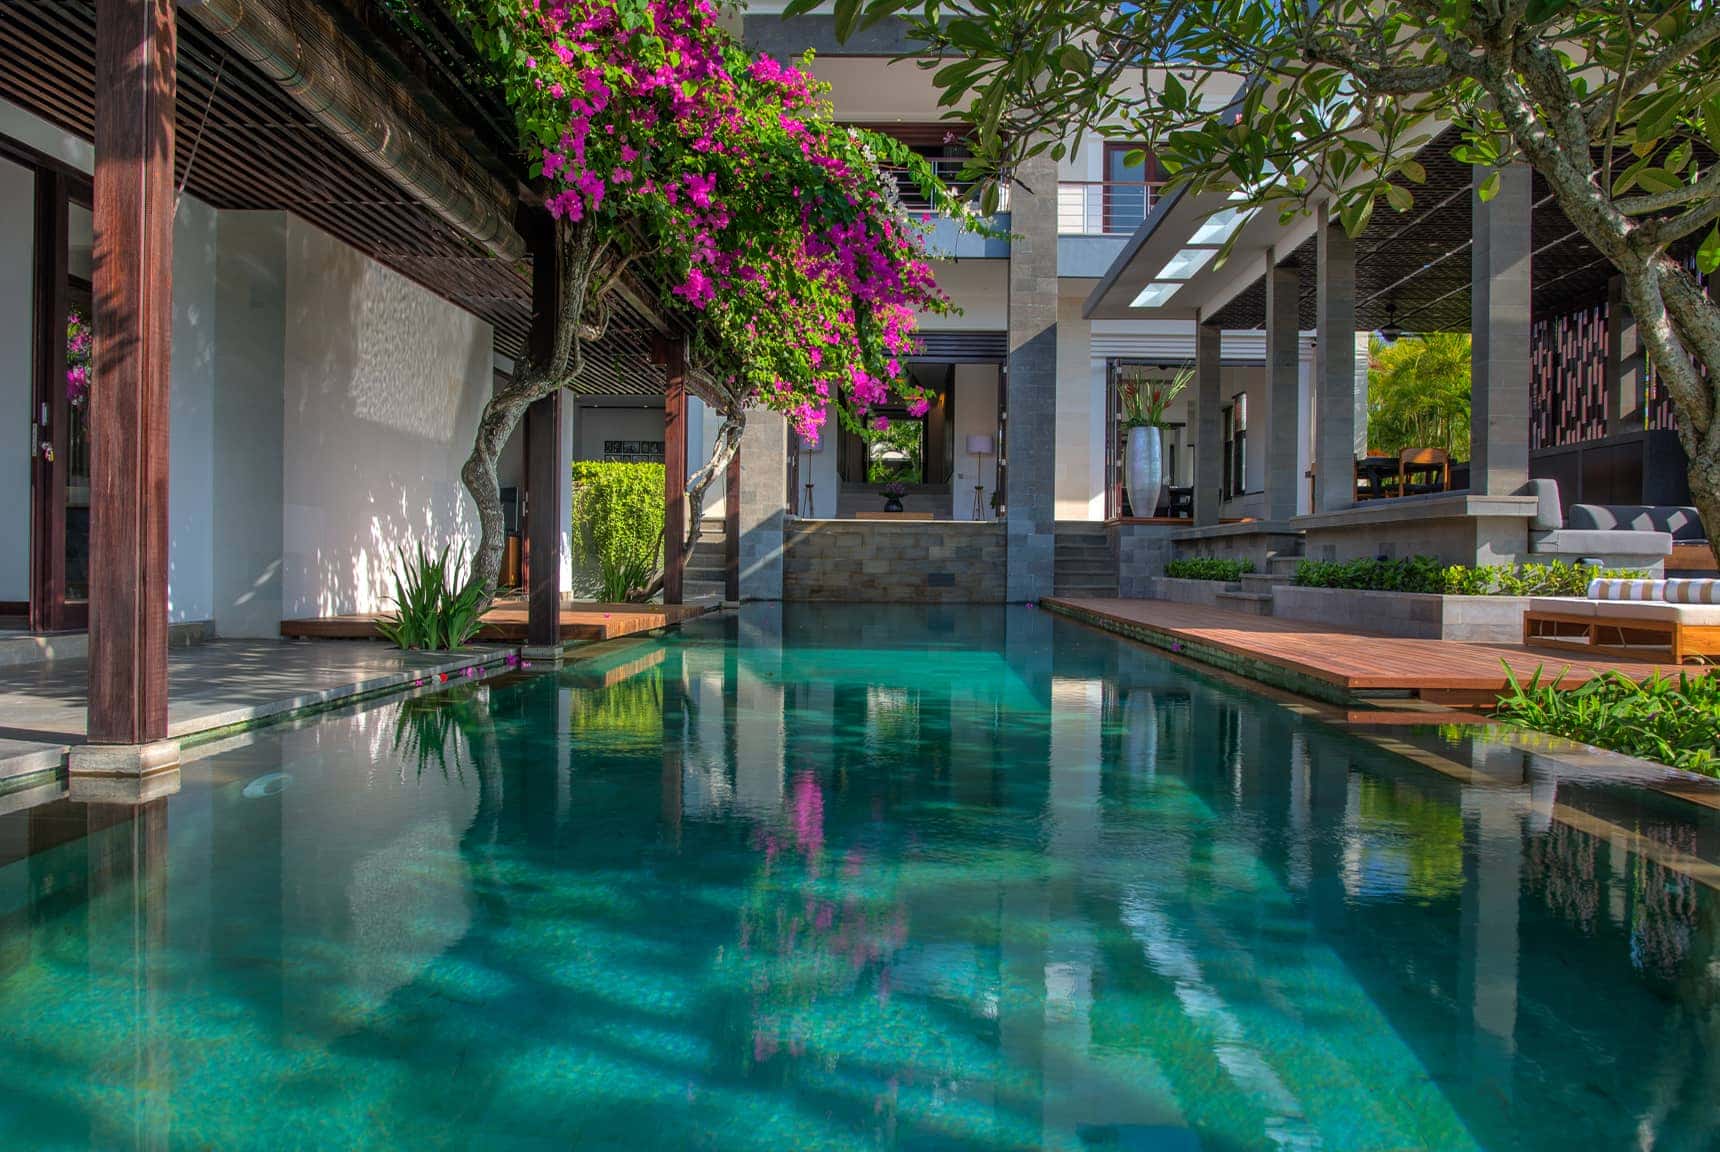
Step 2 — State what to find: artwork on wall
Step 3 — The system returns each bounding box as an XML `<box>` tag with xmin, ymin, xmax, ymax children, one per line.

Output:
<box><xmin>603</xmin><ymin>439</ymin><xmax>665</xmax><ymax>463</ymax></box>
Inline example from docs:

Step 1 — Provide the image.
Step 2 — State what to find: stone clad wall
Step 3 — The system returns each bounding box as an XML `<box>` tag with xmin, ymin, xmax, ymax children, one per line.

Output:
<box><xmin>783</xmin><ymin>521</ymin><xmax>1007</xmax><ymax>602</ymax></box>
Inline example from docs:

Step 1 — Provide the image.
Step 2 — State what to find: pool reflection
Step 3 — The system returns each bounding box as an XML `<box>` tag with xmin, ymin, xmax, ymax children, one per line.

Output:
<box><xmin>0</xmin><ymin>604</ymin><xmax>1714</xmax><ymax>1150</ymax></box>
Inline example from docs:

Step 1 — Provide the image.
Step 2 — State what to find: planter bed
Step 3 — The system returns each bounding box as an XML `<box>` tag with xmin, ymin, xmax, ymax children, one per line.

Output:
<box><xmin>1270</xmin><ymin>585</ymin><xmax>1531</xmax><ymax>643</ymax></box>
<box><xmin>1148</xmin><ymin>576</ymin><xmax>1236</xmax><ymax>607</ymax></box>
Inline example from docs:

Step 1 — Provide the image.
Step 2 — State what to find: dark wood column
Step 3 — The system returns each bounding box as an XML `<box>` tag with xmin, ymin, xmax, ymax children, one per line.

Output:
<box><xmin>524</xmin><ymin>208</ymin><xmax>564</xmax><ymax>646</ymax></box>
<box><xmin>662</xmin><ymin>338</ymin><xmax>687</xmax><ymax>606</ymax></box>
<box><xmin>724</xmin><ymin>449</ymin><xmax>740</xmax><ymax>602</ymax></box>
<box><xmin>88</xmin><ymin>0</ymin><xmax>175</xmax><ymax>747</ymax></box>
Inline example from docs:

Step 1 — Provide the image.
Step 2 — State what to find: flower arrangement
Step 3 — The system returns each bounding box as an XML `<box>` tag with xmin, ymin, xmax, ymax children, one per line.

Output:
<box><xmin>65</xmin><ymin>307</ymin><xmax>92</xmax><ymax>406</ymax></box>
<box><xmin>1119</xmin><ymin>366</ymin><xmax>1194</xmax><ymax>429</ymax></box>
<box><xmin>881</xmin><ymin>481</ymin><xmax>907</xmax><ymax>498</ymax></box>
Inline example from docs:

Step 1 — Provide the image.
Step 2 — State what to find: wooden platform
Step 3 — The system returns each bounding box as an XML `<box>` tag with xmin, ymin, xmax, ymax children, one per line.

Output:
<box><xmin>1043</xmin><ymin>597</ymin><xmax>1706</xmax><ymax>707</ymax></box>
<box><xmin>281</xmin><ymin>601</ymin><xmax>710</xmax><ymax>644</ymax></box>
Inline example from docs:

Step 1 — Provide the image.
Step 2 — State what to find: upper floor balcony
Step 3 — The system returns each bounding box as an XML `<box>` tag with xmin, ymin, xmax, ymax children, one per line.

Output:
<box><xmin>1057</xmin><ymin>180</ymin><xmax>1166</xmax><ymax>278</ymax></box>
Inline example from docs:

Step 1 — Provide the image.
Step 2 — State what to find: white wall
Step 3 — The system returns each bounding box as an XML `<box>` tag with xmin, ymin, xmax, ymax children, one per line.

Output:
<box><xmin>212</xmin><ymin>211</ymin><xmax>286</xmax><ymax>637</ymax></box>
<box><xmin>0</xmin><ymin>156</ymin><xmax>32</xmax><ymax>603</ymax></box>
<box><xmin>169</xmin><ymin>194</ymin><xmax>218</xmax><ymax>623</ymax></box>
<box><xmin>574</xmin><ymin>403</ymin><xmax>663</xmax><ymax>462</ymax></box>
<box><xmin>1054</xmin><ymin>292</ymin><xmax>1107</xmax><ymax>520</ymax></box>
<box><xmin>796</xmin><ymin>429</ymin><xmax>839</xmax><ymax>519</ymax></box>
<box><xmin>919</xmin><ymin>260</ymin><xmax>1007</xmax><ymax>330</ymax></box>
<box><xmin>952</xmin><ymin>363</ymin><xmax>1000</xmax><ymax>521</ymax></box>
<box><xmin>281</xmin><ymin>216</ymin><xmax>494</xmax><ymax>618</ymax></box>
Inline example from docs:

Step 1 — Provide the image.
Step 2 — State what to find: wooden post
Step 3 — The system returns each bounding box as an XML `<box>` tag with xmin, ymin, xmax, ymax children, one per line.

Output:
<box><xmin>523</xmin><ymin>208</ymin><xmax>563</xmax><ymax>649</ymax></box>
<box><xmin>724</xmin><ymin>448</ymin><xmax>740</xmax><ymax>602</ymax></box>
<box><xmin>663</xmin><ymin>338</ymin><xmax>687</xmax><ymax>606</ymax></box>
<box><xmin>86</xmin><ymin>0</ymin><xmax>175</xmax><ymax>753</ymax></box>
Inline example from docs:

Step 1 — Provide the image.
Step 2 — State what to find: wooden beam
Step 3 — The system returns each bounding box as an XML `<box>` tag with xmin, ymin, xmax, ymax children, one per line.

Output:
<box><xmin>724</xmin><ymin>449</ymin><xmax>740</xmax><ymax>603</ymax></box>
<box><xmin>89</xmin><ymin>0</ymin><xmax>175</xmax><ymax>746</ymax></box>
<box><xmin>524</xmin><ymin>208</ymin><xmax>563</xmax><ymax>647</ymax></box>
<box><xmin>663</xmin><ymin>339</ymin><xmax>687</xmax><ymax>606</ymax></box>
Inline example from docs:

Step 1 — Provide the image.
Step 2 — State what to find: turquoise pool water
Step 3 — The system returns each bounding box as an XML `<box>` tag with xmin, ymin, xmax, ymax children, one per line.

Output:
<box><xmin>0</xmin><ymin>605</ymin><xmax>1716</xmax><ymax>1150</ymax></box>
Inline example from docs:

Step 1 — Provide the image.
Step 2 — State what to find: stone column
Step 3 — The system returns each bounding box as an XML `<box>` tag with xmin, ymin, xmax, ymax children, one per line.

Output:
<box><xmin>736</xmin><ymin>407</ymin><xmax>785</xmax><ymax>601</ymax></box>
<box><xmin>1264</xmin><ymin>252</ymin><xmax>1301</xmax><ymax>521</ymax></box>
<box><xmin>1193</xmin><ymin>321</ymin><xmax>1224</xmax><ymax>526</ymax></box>
<box><xmin>1005</xmin><ymin>150</ymin><xmax>1059</xmax><ymax>601</ymax></box>
<box><xmin>1315</xmin><ymin>203</ymin><xmax>1358</xmax><ymax>511</ymax></box>
<box><xmin>1606</xmin><ymin>275</ymin><xmax>1643</xmax><ymax>437</ymax></box>
<box><xmin>1471</xmin><ymin>164</ymin><xmax>1533</xmax><ymax>495</ymax></box>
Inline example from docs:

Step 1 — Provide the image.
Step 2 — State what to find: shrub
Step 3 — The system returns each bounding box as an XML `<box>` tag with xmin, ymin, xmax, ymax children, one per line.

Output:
<box><xmin>572</xmin><ymin>461</ymin><xmax>665</xmax><ymax>601</ymax></box>
<box><xmin>1165</xmin><ymin>557</ymin><xmax>1254</xmax><ymax>582</ymax></box>
<box><xmin>1494</xmin><ymin>666</ymin><xmax>1720</xmax><ymax>777</ymax></box>
<box><xmin>378</xmin><ymin>543</ymin><xmax>485</xmax><ymax>651</ymax></box>
<box><xmin>1292</xmin><ymin>557</ymin><xmax>1647</xmax><ymax>597</ymax></box>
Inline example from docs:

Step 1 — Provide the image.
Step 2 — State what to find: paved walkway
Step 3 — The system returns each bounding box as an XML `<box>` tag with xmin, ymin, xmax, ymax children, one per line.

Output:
<box><xmin>1043</xmin><ymin>596</ymin><xmax>1701</xmax><ymax>707</ymax></box>
<box><xmin>281</xmin><ymin>601</ymin><xmax>709</xmax><ymax>642</ymax></box>
<box><xmin>0</xmin><ymin>640</ymin><xmax>511</xmax><ymax>784</ymax></box>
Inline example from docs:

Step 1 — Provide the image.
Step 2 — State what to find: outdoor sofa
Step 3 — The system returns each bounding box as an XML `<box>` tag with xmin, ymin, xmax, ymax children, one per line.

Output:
<box><xmin>1524</xmin><ymin>478</ymin><xmax>1684</xmax><ymax>573</ymax></box>
<box><xmin>1523</xmin><ymin>577</ymin><xmax>1720</xmax><ymax>664</ymax></box>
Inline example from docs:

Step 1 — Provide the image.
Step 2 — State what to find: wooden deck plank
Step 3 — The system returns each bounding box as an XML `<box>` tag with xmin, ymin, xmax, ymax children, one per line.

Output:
<box><xmin>282</xmin><ymin>602</ymin><xmax>709</xmax><ymax>644</ymax></box>
<box><xmin>1043</xmin><ymin>597</ymin><xmax>1704</xmax><ymax>700</ymax></box>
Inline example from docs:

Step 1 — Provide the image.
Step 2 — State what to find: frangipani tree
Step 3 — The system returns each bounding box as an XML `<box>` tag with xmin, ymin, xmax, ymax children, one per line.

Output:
<box><xmin>453</xmin><ymin>0</ymin><xmax>966</xmax><ymax>601</ymax></box>
<box><xmin>808</xmin><ymin>0</ymin><xmax>1720</xmax><ymax>557</ymax></box>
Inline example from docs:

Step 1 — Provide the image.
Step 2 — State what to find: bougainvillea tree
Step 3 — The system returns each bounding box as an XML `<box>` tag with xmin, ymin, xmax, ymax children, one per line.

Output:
<box><xmin>452</xmin><ymin>0</ymin><xmax>969</xmax><ymax>601</ymax></box>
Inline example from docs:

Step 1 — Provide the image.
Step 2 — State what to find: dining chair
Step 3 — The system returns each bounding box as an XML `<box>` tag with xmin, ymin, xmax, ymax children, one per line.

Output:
<box><xmin>1397</xmin><ymin>447</ymin><xmax>1450</xmax><ymax>496</ymax></box>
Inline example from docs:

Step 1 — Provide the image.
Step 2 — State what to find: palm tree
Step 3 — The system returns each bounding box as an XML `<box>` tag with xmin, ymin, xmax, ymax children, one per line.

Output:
<box><xmin>1367</xmin><ymin>334</ymin><xmax>1473</xmax><ymax>461</ymax></box>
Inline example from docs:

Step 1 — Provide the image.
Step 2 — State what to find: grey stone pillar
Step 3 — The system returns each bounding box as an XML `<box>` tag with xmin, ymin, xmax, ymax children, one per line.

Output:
<box><xmin>737</xmin><ymin>407</ymin><xmax>785</xmax><ymax>601</ymax></box>
<box><xmin>1005</xmin><ymin>150</ymin><xmax>1059</xmax><ymax>602</ymax></box>
<box><xmin>1315</xmin><ymin>203</ymin><xmax>1358</xmax><ymax>511</ymax></box>
<box><xmin>1265</xmin><ymin>252</ymin><xmax>1301</xmax><ymax>521</ymax></box>
<box><xmin>1471</xmin><ymin>164</ymin><xmax>1533</xmax><ymax>495</ymax></box>
<box><xmin>1606</xmin><ymin>275</ymin><xmax>1643</xmax><ymax>437</ymax></box>
<box><xmin>1193</xmin><ymin>321</ymin><xmax>1224</xmax><ymax>526</ymax></box>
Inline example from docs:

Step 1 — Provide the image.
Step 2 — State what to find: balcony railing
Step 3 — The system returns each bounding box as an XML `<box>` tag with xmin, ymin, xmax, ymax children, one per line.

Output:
<box><xmin>1058</xmin><ymin>180</ymin><xmax>1165</xmax><ymax>236</ymax></box>
<box><xmin>880</xmin><ymin>156</ymin><xmax>1008</xmax><ymax>215</ymax></box>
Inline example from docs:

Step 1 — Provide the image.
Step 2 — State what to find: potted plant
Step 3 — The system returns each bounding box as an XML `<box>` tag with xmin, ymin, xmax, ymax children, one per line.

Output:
<box><xmin>1119</xmin><ymin>366</ymin><xmax>1192</xmax><ymax>518</ymax></box>
<box><xmin>881</xmin><ymin>481</ymin><xmax>907</xmax><ymax>513</ymax></box>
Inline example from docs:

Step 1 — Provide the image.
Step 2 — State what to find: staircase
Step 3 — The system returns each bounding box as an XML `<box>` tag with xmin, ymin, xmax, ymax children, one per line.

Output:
<box><xmin>1216</xmin><ymin>549</ymin><xmax>1303</xmax><ymax>616</ymax></box>
<box><xmin>684</xmin><ymin>517</ymin><xmax>728</xmax><ymax>602</ymax></box>
<box><xmin>1053</xmin><ymin>522</ymin><xmax>1118</xmax><ymax>598</ymax></box>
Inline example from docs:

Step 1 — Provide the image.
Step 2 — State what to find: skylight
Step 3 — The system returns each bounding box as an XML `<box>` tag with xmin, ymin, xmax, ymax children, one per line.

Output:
<box><xmin>1158</xmin><ymin>246</ymin><xmax>1217</xmax><ymax>280</ymax></box>
<box><xmin>1129</xmin><ymin>281</ymin><xmax>1181</xmax><ymax>309</ymax></box>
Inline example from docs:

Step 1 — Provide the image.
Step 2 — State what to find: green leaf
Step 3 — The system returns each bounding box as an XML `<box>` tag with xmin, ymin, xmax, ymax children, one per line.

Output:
<box><xmin>1058</xmin><ymin>45</ymin><xmax>1089</xmax><ymax>75</ymax></box>
<box><xmin>1699</xmin><ymin>224</ymin><xmax>1720</xmax><ymax>276</ymax></box>
<box><xmin>833</xmin><ymin>0</ymin><xmax>860</xmax><ymax>41</ymax></box>
<box><xmin>1478</xmin><ymin>169</ymin><xmax>1501</xmax><ymax>202</ymax></box>
<box><xmin>1399</xmin><ymin>158</ymin><xmax>1427</xmax><ymax>184</ymax></box>
<box><xmin>1162</xmin><ymin>71</ymin><xmax>1188</xmax><ymax>113</ymax></box>
<box><xmin>1634</xmin><ymin>167</ymin><xmax>1682</xmax><ymax>194</ymax></box>
<box><xmin>1386</xmin><ymin>183</ymin><xmax>1414</xmax><ymax>212</ymax></box>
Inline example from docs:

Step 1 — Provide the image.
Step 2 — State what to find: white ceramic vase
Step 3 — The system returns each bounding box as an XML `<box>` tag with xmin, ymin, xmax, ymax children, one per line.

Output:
<box><xmin>1124</xmin><ymin>425</ymin><xmax>1165</xmax><ymax>518</ymax></box>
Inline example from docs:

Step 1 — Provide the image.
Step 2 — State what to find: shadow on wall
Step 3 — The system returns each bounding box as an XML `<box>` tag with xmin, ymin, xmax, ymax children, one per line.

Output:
<box><xmin>282</xmin><ymin>219</ymin><xmax>493</xmax><ymax>618</ymax></box>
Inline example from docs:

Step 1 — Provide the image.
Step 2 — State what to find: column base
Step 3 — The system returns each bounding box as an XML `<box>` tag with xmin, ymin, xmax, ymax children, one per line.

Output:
<box><xmin>519</xmin><ymin>644</ymin><xmax>567</xmax><ymax>665</ymax></box>
<box><xmin>66</xmin><ymin>739</ymin><xmax>181</xmax><ymax>804</ymax></box>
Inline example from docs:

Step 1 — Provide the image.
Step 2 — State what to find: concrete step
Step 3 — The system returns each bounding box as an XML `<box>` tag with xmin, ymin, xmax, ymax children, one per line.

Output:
<box><xmin>1055</xmin><ymin>583</ymin><xmax>1119</xmax><ymax>597</ymax></box>
<box><xmin>1267</xmin><ymin>554</ymin><xmax>1306</xmax><ymax>577</ymax></box>
<box><xmin>1239</xmin><ymin>572</ymin><xmax>1290</xmax><ymax>593</ymax></box>
<box><xmin>1055</xmin><ymin>540</ymin><xmax>1113</xmax><ymax>555</ymax></box>
<box><xmin>1215</xmin><ymin>589</ymin><xmax>1274</xmax><ymax>616</ymax></box>
<box><xmin>1055</xmin><ymin>560</ymin><xmax>1117</xmax><ymax>578</ymax></box>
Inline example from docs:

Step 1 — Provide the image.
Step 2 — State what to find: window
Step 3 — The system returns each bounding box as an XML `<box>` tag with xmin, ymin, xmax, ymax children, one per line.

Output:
<box><xmin>1103</xmin><ymin>142</ymin><xmax>1163</xmax><ymax>234</ymax></box>
<box><xmin>1222</xmin><ymin>392</ymin><xmax>1247</xmax><ymax>498</ymax></box>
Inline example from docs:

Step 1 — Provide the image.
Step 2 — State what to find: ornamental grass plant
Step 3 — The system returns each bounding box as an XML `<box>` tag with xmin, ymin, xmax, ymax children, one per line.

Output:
<box><xmin>1495</xmin><ymin>666</ymin><xmax>1720</xmax><ymax>777</ymax></box>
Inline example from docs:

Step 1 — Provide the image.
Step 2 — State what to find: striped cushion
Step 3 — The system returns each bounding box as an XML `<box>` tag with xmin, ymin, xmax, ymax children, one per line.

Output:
<box><xmin>1587</xmin><ymin>578</ymin><xmax>1664</xmax><ymax>601</ymax></box>
<box><xmin>1663</xmin><ymin>579</ymin><xmax>1720</xmax><ymax>604</ymax></box>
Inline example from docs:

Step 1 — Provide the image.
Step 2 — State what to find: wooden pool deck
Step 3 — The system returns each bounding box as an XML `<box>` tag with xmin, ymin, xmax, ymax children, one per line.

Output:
<box><xmin>1042</xmin><ymin>597</ymin><xmax>1705</xmax><ymax>707</ymax></box>
<box><xmin>281</xmin><ymin>601</ymin><xmax>711</xmax><ymax>644</ymax></box>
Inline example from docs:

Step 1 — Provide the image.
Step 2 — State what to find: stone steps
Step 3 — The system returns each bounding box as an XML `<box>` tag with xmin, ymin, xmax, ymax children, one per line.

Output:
<box><xmin>1215</xmin><ymin>589</ymin><xmax>1273</xmax><ymax>616</ymax></box>
<box><xmin>1054</xmin><ymin>523</ymin><xmax>1117</xmax><ymax>598</ymax></box>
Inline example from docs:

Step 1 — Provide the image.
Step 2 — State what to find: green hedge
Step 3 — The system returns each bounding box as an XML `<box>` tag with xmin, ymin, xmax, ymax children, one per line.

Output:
<box><xmin>1165</xmin><ymin>557</ymin><xmax>1254</xmax><ymax>582</ymax></box>
<box><xmin>1495</xmin><ymin>668</ymin><xmax>1720</xmax><ymax>777</ymax></box>
<box><xmin>572</xmin><ymin>461</ymin><xmax>665</xmax><ymax>600</ymax></box>
<box><xmin>1291</xmin><ymin>556</ymin><xmax>1645</xmax><ymax>597</ymax></box>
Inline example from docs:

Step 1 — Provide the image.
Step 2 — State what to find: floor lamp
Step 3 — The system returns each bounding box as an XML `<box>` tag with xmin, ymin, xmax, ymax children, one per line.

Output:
<box><xmin>799</xmin><ymin>434</ymin><xmax>820</xmax><ymax>518</ymax></box>
<box><xmin>966</xmin><ymin>434</ymin><xmax>994</xmax><ymax>520</ymax></box>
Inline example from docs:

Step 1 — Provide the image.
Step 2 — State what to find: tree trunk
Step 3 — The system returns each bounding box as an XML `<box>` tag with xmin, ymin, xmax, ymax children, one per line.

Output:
<box><xmin>1620</xmin><ymin>259</ymin><xmax>1720</xmax><ymax>568</ymax></box>
<box><xmin>460</xmin><ymin>368</ymin><xmax>566</xmax><ymax>605</ymax></box>
<box><xmin>643</xmin><ymin>405</ymin><xmax>745</xmax><ymax>601</ymax></box>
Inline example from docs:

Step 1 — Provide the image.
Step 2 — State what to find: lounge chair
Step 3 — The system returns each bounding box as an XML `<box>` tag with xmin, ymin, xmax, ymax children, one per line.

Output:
<box><xmin>1523</xmin><ymin>577</ymin><xmax>1720</xmax><ymax>664</ymax></box>
<box><xmin>1523</xmin><ymin>479</ymin><xmax>1676</xmax><ymax>573</ymax></box>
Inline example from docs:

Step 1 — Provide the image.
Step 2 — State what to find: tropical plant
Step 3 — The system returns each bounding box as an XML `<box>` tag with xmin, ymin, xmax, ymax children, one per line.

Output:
<box><xmin>1293</xmin><ymin>556</ymin><xmax>1648</xmax><ymax>596</ymax></box>
<box><xmin>1368</xmin><ymin>335</ymin><xmax>1472</xmax><ymax>461</ymax></box>
<box><xmin>377</xmin><ymin>543</ymin><xmax>486</xmax><ymax>651</ymax></box>
<box><xmin>863</xmin><ymin>418</ymin><xmax>925</xmax><ymax>483</ymax></box>
<box><xmin>1119</xmin><ymin>366</ymin><xmax>1194</xmax><ymax>430</ymax></box>
<box><xmin>1164</xmin><ymin>557</ymin><xmax>1254</xmax><ymax>581</ymax></box>
<box><xmin>810</xmin><ymin>0</ymin><xmax>1720</xmax><ymax>566</ymax></box>
<box><xmin>572</xmin><ymin>461</ymin><xmax>665</xmax><ymax>602</ymax></box>
<box><xmin>448</xmin><ymin>0</ymin><xmax>973</xmax><ymax>605</ymax></box>
<box><xmin>1495</xmin><ymin>666</ymin><xmax>1720</xmax><ymax>777</ymax></box>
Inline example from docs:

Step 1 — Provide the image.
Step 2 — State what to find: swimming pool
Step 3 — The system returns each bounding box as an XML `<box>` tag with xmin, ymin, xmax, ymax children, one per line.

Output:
<box><xmin>0</xmin><ymin>605</ymin><xmax>1714</xmax><ymax>1150</ymax></box>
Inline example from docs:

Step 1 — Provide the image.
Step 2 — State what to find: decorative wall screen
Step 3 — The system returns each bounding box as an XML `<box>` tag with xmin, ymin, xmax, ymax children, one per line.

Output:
<box><xmin>603</xmin><ymin>439</ymin><xmax>665</xmax><ymax>463</ymax></box>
